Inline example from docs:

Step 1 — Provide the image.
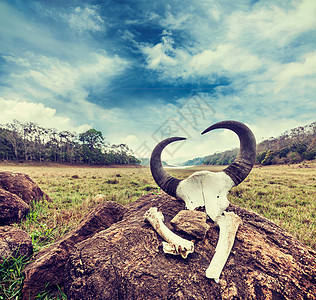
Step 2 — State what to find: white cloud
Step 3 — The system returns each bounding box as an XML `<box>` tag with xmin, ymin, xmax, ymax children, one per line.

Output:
<box><xmin>66</xmin><ymin>6</ymin><xmax>104</xmax><ymax>33</ymax></box>
<box><xmin>141</xmin><ymin>37</ymin><xmax>262</xmax><ymax>80</ymax></box>
<box><xmin>140</xmin><ymin>0</ymin><xmax>316</xmax><ymax>84</ymax></box>
<box><xmin>0</xmin><ymin>98</ymin><xmax>91</xmax><ymax>132</ymax></box>
<box><xmin>187</xmin><ymin>43</ymin><xmax>262</xmax><ymax>75</ymax></box>
<box><xmin>3</xmin><ymin>55</ymin><xmax>31</xmax><ymax>67</ymax></box>
<box><xmin>227</xmin><ymin>0</ymin><xmax>316</xmax><ymax>46</ymax></box>
<box><xmin>141</xmin><ymin>36</ymin><xmax>178</xmax><ymax>69</ymax></box>
<box><xmin>1</xmin><ymin>50</ymin><xmax>128</xmax><ymax>137</ymax></box>
<box><xmin>3</xmin><ymin>51</ymin><xmax>127</xmax><ymax>102</ymax></box>
<box><xmin>275</xmin><ymin>51</ymin><xmax>316</xmax><ymax>91</ymax></box>
<box><xmin>161</xmin><ymin>11</ymin><xmax>192</xmax><ymax>30</ymax></box>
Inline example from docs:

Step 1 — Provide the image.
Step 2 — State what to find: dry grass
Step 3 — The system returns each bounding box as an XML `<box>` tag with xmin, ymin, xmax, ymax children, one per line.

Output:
<box><xmin>0</xmin><ymin>161</ymin><xmax>315</xmax><ymax>251</ymax></box>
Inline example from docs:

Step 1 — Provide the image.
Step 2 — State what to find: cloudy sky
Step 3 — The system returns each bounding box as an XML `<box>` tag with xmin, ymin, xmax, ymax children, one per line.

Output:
<box><xmin>1</xmin><ymin>0</ymin><xmax>315</xmax><ymax>163</ymax></box>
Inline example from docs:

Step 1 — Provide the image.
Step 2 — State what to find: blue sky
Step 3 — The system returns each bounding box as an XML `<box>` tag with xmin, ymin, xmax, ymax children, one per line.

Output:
<box><xmin>1</xmin><ymin>0</ymin><xmax>315</xmax><ymax>163</ymax></box>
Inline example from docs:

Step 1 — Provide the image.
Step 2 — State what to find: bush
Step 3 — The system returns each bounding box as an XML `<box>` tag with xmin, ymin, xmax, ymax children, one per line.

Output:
<box><xmin>257</xmin><ymin>151</ymin><xmax>267</xmax><ymax>164</ymax></box>
<box><xmin>303</xmin><ymin>149</ymin><xmax>316</xmax><ymax>160</ymax></box>
<box><xmin>261</xmin><ymin>150</ymin><xmax>275</xmax><ymax>165</ymax></box>
<box><xmin>291</xmin><ymin>142</ymin><xmax>307</xmax><ymax>155</ymax></box>
<box><xmin>288</xmin><ymin>152</ymin><xmax>303</xmax><ymax>163</ymax></box>
<box><xmin>279</xmin><ymin>147</ymin><xmax>290</xmax><ymax>158</ymax></box>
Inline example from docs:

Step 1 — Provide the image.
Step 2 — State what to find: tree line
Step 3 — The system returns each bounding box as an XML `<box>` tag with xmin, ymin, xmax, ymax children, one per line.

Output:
<box><xmin>183</xmin><ymin>122</ymin><xmax>316</xmax><ymax>166</ymax></box>
<box><xmin>256</xmin><ymin>122</ymin><xmax>316</xmax><ymax>165</ymax></box>
<box><xmin>0</xmin><ymin>120</ymin><xmax>140</xmax><ymax>165</ymax></box>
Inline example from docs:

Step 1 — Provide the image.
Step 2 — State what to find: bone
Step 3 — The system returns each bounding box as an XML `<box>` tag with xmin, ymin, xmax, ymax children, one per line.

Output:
<box><xmin>206</xmin><ymin>211</ymin><xmax>242</xmax><ymax>283</ymax></box>
<box><xmin>144</xmin><ymin>207</ymin><xmax>194</xmax><ymax>259</ymax></box>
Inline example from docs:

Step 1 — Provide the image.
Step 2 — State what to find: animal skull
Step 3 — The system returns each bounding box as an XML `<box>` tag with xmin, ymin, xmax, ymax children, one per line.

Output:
<box><xmin>177</xmin><ymin>171</ymin><xmax>234</xmax><ymax>220</ymax></box>
<box><xmin>149</xmin><ymin>120</ymin><xmax>256</xmax><ymax>282</ymax></box>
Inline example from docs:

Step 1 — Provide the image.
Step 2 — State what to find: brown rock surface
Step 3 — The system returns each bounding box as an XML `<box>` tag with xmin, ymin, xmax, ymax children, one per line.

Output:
<box><xmin>170</xmin><ymin>210</ymin><xmax>210</xmax><ymax>239</ymax></box>
<box><xmin>22</xmin><ymin>200</ymin><xmax>127</xmax><ymax>300</ymax></box>
<box><xmin>64</xmin><ymin>193</ymin><xmax>316</xmax><ymax>300</ymax></box>
<box><xmin>0</xmin><ymin>226</ymin><xmax>33</xmax><ymax>263</ymax></box>
<box><xmin>0</xmin><ymin>171</ymin><xmax>51</xmax><ymax>204</ymax></box>
<box><xmin>0</xmin><ymin>187</ymin><xmax>30</xmax><ymax>225</ymax></box>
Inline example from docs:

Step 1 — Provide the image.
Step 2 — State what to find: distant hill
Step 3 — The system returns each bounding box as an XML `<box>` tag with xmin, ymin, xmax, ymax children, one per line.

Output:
<box><xmin>181</xmin><ymin>157</ymin><xmax>205</xmax><ymax>166</ymax></box>
<box><xmin>182</xmin><ymin>121</ymin><xmax>316</xmax><ymax>166</ymax></box>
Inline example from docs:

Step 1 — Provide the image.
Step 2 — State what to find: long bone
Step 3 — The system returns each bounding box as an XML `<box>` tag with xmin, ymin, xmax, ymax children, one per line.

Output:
<box><xmin>206</xmin><ymin>211</ymin><xmax>242</xmax><ymax>283</ymax></box>
<box><xmin>144</xmin><ymin>207</ymin><xmax>194</xmax><ymax>259</ymax></box>
<box><xmin>150</xmin><ymin>120</ymin><xmax>256</xmax><ymax>281</ymax></box>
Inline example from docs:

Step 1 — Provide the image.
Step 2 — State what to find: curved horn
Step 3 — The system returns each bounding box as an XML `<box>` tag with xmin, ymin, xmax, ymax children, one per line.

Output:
<box><xmin>150</xmin><ymin>137</ymin><xmax>186</xmax><ymax>197</ymax></box>
<box><xmin>202</xmin><ymin>121</ymin><xmax>256</xmax><ymax>186</ymax></box>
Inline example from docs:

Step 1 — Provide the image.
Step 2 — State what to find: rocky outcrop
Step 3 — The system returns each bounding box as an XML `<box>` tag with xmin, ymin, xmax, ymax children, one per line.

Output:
<box><xmin>0</xmin><ymin>226</ymin><xmax>33</xmax><ymax>263</ymax></box>
<box><xmin>21</xmin><ymin>192</ymin><xmax>316</xmax><ymax>299</ymax></box>
<box><xmin>65</xmin><ymin>194</ymin><xmax>316</xmax><ymax>300</ymax></box>
<box><xmin>22</xmin><ymin>200</ymin><xmax>127</xmax><ymax>299</ymax></box>
<box><xmin>0</xmin><ymin>171</ymin><xmax>51</xmax><ymax>204</ymax></box>
<box><xmin>0</xmin><ymin>187</ymin><xmax>30</xmax><ymax>225</ymax></box>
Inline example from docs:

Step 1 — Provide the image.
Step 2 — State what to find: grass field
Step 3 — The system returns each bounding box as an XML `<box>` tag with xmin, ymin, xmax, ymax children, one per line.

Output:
<box><xmin>0</xmin><ymin>161</ymin><xmax>315</xmax><ymax>299</ymax></box>
<box><xmin>0</xmin><ymin>162</ymin><xmax>315</xmax><ymax>251</ymax></box>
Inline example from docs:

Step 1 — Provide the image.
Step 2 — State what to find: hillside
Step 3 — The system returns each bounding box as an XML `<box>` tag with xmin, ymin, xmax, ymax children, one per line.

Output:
<box><xmin>182</xmin><ymin>121</ymin><xmax>316</xmax><ymax>166</ymax></box>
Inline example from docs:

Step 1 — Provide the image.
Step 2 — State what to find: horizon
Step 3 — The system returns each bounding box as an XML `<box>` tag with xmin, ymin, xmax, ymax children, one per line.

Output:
<box><xmin>1</xmin><ymin>0</ymin><xmax>315</xmax><ymax>164</ymax></box>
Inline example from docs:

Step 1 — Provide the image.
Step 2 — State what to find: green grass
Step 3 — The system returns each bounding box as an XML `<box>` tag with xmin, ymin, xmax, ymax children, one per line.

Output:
<box><xmin>0</xmin><ymin>255</ymin><xmax>28</xmax><ymax>300</ymax></box>
<box><xmin>34</xmin><ymin>284</ymin><xmax>66</xmax><ymax>300</ymax></box>
<box><xmin>0</xmin><ymin>161</ymin><xmax>315</xmax><ymax>299</ymax></box>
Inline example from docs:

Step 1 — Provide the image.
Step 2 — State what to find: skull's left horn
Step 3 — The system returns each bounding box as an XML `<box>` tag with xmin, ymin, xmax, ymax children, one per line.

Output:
<box><xmin>202</xmin><ymin>120</ymin><xmax>256</xmax><ymax>186</ymax></box>
<box><xmin>150</xmin><ymin>137</ymin><xmax>186</xmax><ymax>197</ymax></box>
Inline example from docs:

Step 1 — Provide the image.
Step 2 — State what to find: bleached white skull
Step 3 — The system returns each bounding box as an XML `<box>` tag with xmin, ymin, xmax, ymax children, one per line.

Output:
<box><xmin>150</xmin><ymin>120</ymin><xmax>256</xmax><ymax>281</ymax></box>
<box><xmin>177</xmin><ymin>171</ymin><xmax>234</xmax><ymax>221</ymax></box>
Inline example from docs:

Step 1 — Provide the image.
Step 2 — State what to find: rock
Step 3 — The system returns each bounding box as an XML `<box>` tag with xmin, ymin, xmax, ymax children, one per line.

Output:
<box><xmin>0</xmin><ymin>171</ymin><xmax>51</xmax><ymax>205</ymax></box>
<box><xmin>170</xmin><ymin>210</ymin><xmax>210</xmax><ymax>239</ymax></box>
<box><xmin>0</xmin><ymin>226</ymin><xmax>33</xmax><ymax>263</ymax></box>
<box><xmin>22</xmin><ymin>200</ymin><xmax>127</xmax><ymax>300</ymax></box>
<box><xmin>64</xmin><ymin>193</ymin><xmax>316</xmax><ymax>300</ymax></box>
<box><xmin>0</xmin><ymin>187</ymin><xmax>30</xmax><ymax>225</ymax></box>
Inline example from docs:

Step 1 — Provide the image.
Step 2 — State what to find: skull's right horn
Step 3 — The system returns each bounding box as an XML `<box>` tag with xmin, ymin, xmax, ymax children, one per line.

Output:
<box><xmin>202</xmin><ymin>120</ymin><xmax>256</xmax><ymax>186</ymax></box>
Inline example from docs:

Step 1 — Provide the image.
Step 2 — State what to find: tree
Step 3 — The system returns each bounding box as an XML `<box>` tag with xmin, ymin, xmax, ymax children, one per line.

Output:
<box><xmin>0</xmin><ymin>122</ymin><xmax>140</xmax><ymax>166</ymax></box>
<box><xmin>3</xmin><ymin>120</ymin><xmax>22</xmax><ymax>160</ymax></box>
<box><xmin>79</xmin><ymin>129</ymin><xmax>104</xmax><ymax>150</ymax></box>
<box><xmin>79</xmin><ymin>129</ymin><xmax>104</xmax><ymax>164</ymax></box>
<box><xmin>0</xmin><ymin>128</ymin><xmax>14</xmax><ymax>160</ymax></box>
<box><xmin>261</xmin><ymin>150</ymin><xmax>275</xmax><ymax>165</ymax></box>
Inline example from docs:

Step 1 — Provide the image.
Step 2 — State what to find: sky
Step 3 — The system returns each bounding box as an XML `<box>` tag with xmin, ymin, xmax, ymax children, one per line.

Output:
<box><xmin>0</xmin><ymin>0</ymin><xmax>315</xmax><ymax>164</ymax></box>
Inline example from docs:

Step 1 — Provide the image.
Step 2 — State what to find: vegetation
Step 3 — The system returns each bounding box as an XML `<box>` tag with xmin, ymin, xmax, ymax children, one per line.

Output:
<box><xmin>0</xmin><ymin>120</ymin><xmax>140</xmax><ymax>165</ymax></box>
<box><xmin>256</xmin><ymin>122</ymin><xmax>316</xmax><ymax>165</ymax></box>
<box><xmin>183</xmin><ymin>122</ymin><xmax>316</xmax><ymax>166</ymax></box>
<box><xmin>0</xmin><ymin>255</ymin><xmax>28</xmax><ymax>300</ymax></box>
<box><xmin>203</xmin><ymin>148</ymin><xmax>238</xmax><ymax>166</ymax></box>
<box><xmin>0</xmin><ymin>162</ymin><xmax>315</xmax><ymax>298</ymax></box>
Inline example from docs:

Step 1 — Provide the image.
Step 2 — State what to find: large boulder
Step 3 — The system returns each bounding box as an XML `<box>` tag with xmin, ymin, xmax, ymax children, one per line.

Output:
<box><xmin>22</xmin><ymin>199</ymin><xmax>127</xmax><ymax>299</ymax></box>
<box><xmin>0</xmin><ymin>187</ymin><xmax>30</xmax><ymax>225</ymax></box>
<box><xmin>65</xmin><ymin>194</ymin><xmax>316</xmax><ymax>300</ymax></box>
<box><xmin>0</xmin><ymin>171</ymin><xmax>51</xmax><ymax>205</ymax></box>
<box><xmin>21</xmin><ymin>193</ymin><xmax>316</xmax><ymax>299</ymax></box>
<box><xmin>0</xmin><ymin>226</ymin><xmax>33</xmax><ymax>263</ymax></box>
